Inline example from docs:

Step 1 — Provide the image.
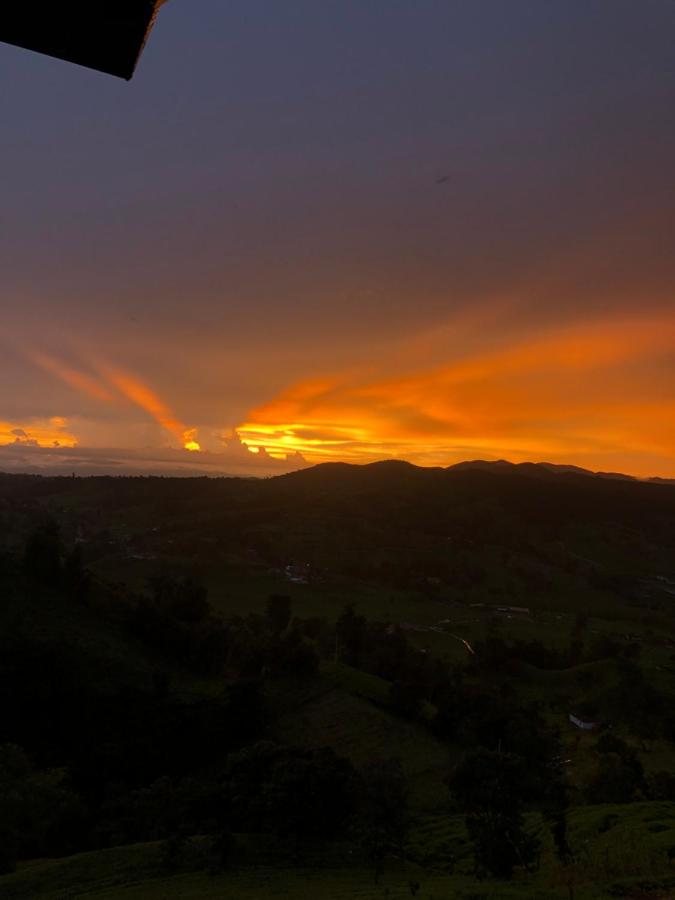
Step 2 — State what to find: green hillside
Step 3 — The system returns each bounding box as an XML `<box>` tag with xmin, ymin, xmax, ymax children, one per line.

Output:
<box><xmin>3</xmin><ymin>801</ymin><xmax>675</xmax><ymax>900</ymax></box>
<box><xmin>1</xmin><ymin>464</ymin><xmax>674</xmax><ymax>897</ymax></box>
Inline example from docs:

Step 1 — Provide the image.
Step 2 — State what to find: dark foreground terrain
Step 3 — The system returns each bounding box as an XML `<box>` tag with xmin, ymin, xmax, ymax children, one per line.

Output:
<box><xmin>1</xmin><ymin>460</ymin><xmax>675</xmax><ymax>898</ymax></box>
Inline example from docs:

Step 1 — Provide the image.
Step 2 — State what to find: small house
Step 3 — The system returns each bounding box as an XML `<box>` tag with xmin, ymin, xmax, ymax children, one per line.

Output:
<box><xmin>569</xmin><ymin>713</ymin><xmax>598</xmax><ymax>731</ymax></box>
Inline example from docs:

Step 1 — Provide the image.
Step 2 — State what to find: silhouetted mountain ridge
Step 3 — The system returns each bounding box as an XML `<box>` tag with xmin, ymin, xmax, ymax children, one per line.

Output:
<box><xmin>448</xmin><ymin>459</ymin><xmax>640</xmax><ymax>481</ymax></box>
<box><xmin>279</xmin><ymin>457</ymin><xmax>667</xmax><ymax>488</ymax></box>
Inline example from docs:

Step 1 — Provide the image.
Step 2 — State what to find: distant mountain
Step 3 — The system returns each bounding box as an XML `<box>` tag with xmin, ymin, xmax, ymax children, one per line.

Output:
<box><xmin>277</xmin><ymin>458</ymin><xmax>675</xmax><ymax>492</ymax></box>
<box><xmin>446</xmin><ymin>459</ymin><xmax>638</xmax><ymax>482</ymax></box>
<box><xmin>275</xmin><ymin>459</ymin><xmax>442</xmax><ymax>491</ymax></box>
<box><xmin>447</xmin><ymin>459</ymin><xmax>517</xmax><ymax>473</ymax></box>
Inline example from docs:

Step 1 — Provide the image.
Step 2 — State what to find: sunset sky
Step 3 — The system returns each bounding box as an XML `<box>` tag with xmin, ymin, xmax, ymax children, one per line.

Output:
<box><xmin>1</xmin><ymin>1</ymin><xmax>674</xmax><ymax>477</ymax></box>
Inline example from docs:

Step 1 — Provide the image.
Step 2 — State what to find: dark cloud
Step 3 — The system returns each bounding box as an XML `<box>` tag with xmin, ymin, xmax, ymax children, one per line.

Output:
<box><xmin>0</xmin><ymin>441</ymin><xmax>308</xmax><ymax>478</ymax></box>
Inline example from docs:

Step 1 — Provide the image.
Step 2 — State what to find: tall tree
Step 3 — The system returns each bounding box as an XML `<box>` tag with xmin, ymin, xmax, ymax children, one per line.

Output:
<box><xmin>357</xmin><ymin>759</ymin><xmax>410</xmax><ymax>883</ymax></box>
<box><xmin>449</xmin><ymin>749</ymin><xmax>540</xmax><ymax>879</ymax></box>
<box><xmin>265</xmin><ymin>594</ymin><xmax>292</xmax><ymax>635</ymax></box>
<box><xmin>23</xmin><ymin>519</ymin><xmax>62</xmax><ymax>587</ymax></box>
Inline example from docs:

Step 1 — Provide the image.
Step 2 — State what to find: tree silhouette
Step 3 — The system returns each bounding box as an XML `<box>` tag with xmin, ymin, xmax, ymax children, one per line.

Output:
<box><xmin>449</xmin><ymin>749</ymin><xmax>540</xmax><ymax>879</ymax></box>
<box><xmin>64</xmin><ymin>545</ymin><xmax>91</xmax><ymax>604</ymax></box>
<box><xmin>265</xmin><ymin>594</ymin><xmax>292</xmax><ymax>635</ymax></box>
<box><xmin>23</xmin><ymin>519</ymin><xmax>62</xmax><ymax>587</ymax></box>
<box><xmin>357</xmin><ymin>758</ymin><xmax>410</xmax><ymax>883</ymax></box>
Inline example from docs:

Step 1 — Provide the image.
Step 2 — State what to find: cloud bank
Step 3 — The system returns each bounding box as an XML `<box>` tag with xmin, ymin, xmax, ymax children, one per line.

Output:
<box><xmin>0</xmin><ymin>431</ymin><xmax>307</xmax><ymax>478</ymax></box>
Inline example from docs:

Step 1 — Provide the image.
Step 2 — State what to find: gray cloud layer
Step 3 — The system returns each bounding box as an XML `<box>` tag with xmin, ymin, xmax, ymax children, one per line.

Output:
<box><xmin>0</xmin><ymin>439</ymin><xmax>307</xmax><ymax>478</ymax></box>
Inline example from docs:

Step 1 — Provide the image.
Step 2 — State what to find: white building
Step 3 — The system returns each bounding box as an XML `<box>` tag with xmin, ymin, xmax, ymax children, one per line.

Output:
<box><xmin>569</xmin><ymin>713</ymin><xmax>598</xmax><ymax>731</ymax></box>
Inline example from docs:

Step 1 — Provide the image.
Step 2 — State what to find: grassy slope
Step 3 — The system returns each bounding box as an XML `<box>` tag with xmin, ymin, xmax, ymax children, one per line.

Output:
<box><xmin>0</xmin><ymin>572</ymin><xmax>155</xmax><ymax>692</ymax></box>
<box><xmin>3</xmin><ymin>470</ymin><xmax>675</xmax><ymax>897</ymax></box>
<box><xmin>3</xmin><ymin>802</ymin><xmax>675</xmax><ymax>900</ymax></box>
<box><xmin>268</xmin><ymin>664</ymin><xmax>452</xmax><ymax>812</ymax></box>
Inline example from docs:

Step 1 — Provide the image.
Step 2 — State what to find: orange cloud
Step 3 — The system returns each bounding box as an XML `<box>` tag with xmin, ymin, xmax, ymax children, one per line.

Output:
<box><xmin>27</xmin><ymin>351</ymin><xmax>118</xmax><ymax>404</ymax></box>
<box><xmin>239</xmin><ymin>315</ymin><xmax>675</xmax><ymax>477</ymax></box>
<box><xmin>26</xmin><ymin>348</ymin><xmax>201</xmax><ymax>452</ymax></box>
<box><xmin>0</xmin><ymin>417</ymin><xmax>77</xmax><ymax>448</ymax></box>
<box><xmin>103</xmin><ymin>368</ymin><xmax>201</xmax><ymax>451</ymax></box>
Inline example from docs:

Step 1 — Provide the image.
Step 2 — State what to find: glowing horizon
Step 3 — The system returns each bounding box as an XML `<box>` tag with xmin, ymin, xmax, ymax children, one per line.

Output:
<box><xmin>2</xmin><ymin>3</ymin><xmax>675</xmax><ymax>481</ymax></box>
<box><xmin>25</xmin><ymin>351</ymin><xmax>203</xmax><ymax>453</ymax></box>
<box><xmin>237</xmin><ymin>314</ymin><xmax>675</xmax><ymax>479</ymax></box>
<box><xmin>4</xmin><ymin>306</ymin><xmax>674</xmax><ymax>479</ymax></box>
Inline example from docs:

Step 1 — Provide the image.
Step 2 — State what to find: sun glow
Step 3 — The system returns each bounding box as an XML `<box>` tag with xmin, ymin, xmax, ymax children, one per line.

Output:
<box><xmin>27</xmin><ymin>348</ymin><xmax>203</xmax><ymax>453</ymax></box>
<box><xmin>238</xmin><ymin>316</ymin><xmax>675</xmax><ymax>478</ymax></box>
<box><xmin>19</xmin><ymin>310</ymin><xmax>675</xmax><ymax>478</ymax></box>
<box><xmin>183</xmin><ymin>429</ymin><xmax>201</xmax><ymax>452</ymax></box>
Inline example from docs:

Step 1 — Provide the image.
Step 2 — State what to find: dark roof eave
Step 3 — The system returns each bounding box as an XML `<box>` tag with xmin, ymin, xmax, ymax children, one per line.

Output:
<box><xmin>0</xmin><ymin>0</ymin><xmax>168</xmax><ymax>80</ymax></box>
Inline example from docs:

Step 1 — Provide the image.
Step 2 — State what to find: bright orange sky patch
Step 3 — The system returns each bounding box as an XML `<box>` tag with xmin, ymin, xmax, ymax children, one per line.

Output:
<box><xmin>0</xmin><ymin>417</ymin><xmax>78</xmax><ymax>448</ymax></box>
<box><xmin>239</xmin><ymin>315</ymin><xmax>675</xmax><ymax>478</ymax></box>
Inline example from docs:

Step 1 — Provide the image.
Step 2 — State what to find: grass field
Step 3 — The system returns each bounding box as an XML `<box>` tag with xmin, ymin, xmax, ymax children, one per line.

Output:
<box><xmin>3</xmin><ymin>802</ymin><xmax>675</xmax><ymax>900</ymax></box>
<box><xmin>268</xmin><ymin>664</ymin><xmax>453</xmax><ymax>812</ymax></box>
<box><xmin>0</xmin><ymin>572</ymin><xmax>156</xmax><ymax>691</ymax></box>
